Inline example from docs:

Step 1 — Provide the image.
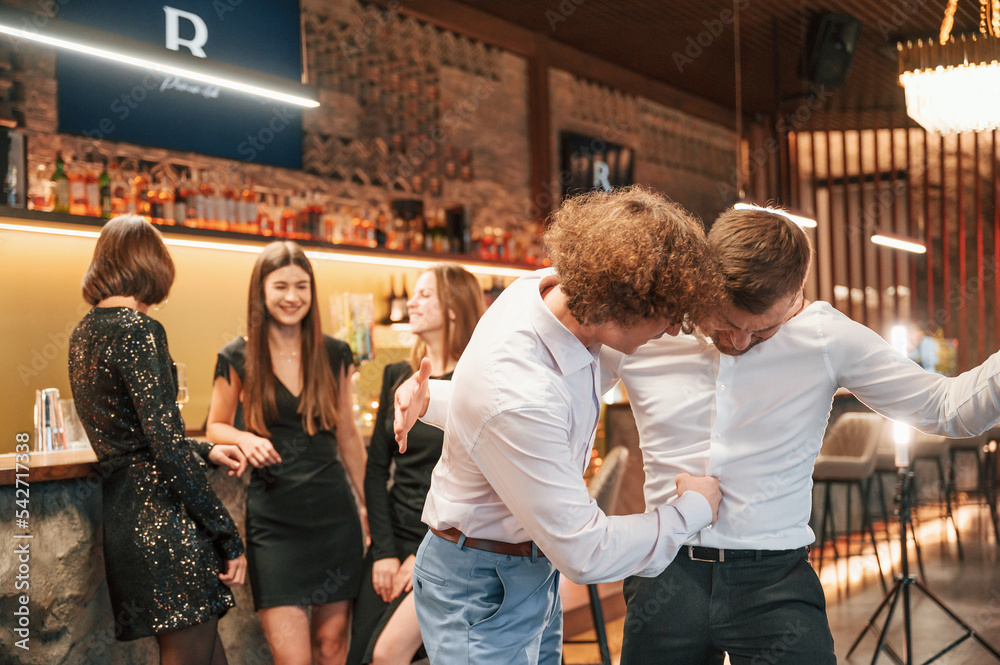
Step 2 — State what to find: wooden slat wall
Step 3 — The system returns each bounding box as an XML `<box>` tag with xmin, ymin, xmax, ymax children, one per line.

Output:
<box><xmin>786</xmin><ymin>126</ymin><xmax>1000</xmax><ymax>373</ymax></box>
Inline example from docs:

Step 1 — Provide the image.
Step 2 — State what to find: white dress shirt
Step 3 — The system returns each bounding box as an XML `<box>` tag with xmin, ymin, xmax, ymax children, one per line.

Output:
<box><xmin>421</xmin><ymin>269</ymin><xmax>712</xmax><ymax>584</ymax></box>
<box><xmin>600</xmin><ymin>301</ymin><xmax>1000</xmax><ymax>551</ymax></box>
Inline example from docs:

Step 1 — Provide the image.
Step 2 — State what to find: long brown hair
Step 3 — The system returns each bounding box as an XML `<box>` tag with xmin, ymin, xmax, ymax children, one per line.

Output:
<box><xmin>409</xmin><ymin>264</ymin><xmax>486</xmax><ymax>371</ymax></box>
<box><xmin>244</xmin><ymin>241</ymin><xmax>339</xmax><ymax>437</ymax></box>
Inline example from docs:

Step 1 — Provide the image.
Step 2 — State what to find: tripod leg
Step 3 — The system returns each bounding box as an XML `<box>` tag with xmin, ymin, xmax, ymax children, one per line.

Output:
<box><xmin>871</xmin><ymin>580</ymin><xmax>905</xmax><ymax>665</ymax></box>
<box><xmin>910</xmin><ymin>578</ymin><xmax>1000</xmax><ymax>661</ymax></box>
<box><xmin>847</xmin><ymin>578</ymin><xmax>900</xmax><ymax>659</ymax></box>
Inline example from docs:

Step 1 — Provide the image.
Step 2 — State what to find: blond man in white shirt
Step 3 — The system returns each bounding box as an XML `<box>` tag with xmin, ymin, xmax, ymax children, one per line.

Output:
<box><xmin>606</xmin><ymin>207</ymin><xmax>1000</xmax><ymax>664</ymax></box>
<box><xmin>397</xmin><ymin>186</ymin><xmax>725</xmax><ymax>665</ymax></box>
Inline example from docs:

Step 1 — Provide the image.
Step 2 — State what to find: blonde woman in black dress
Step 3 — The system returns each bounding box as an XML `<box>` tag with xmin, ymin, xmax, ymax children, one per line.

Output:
<box><xmin>207</xmin><ymin>240</ymin><xmax>366</xmax><ymax>665</ymax></box>
<box><xmin>68</xmin><ymin>215</ymin><xmax>246</xmax><ymax>665</ymax></box>
<box><xmin>347</xmin><ymin>264</ymin><xmax>485</xmax><ymax>665</ymax></box>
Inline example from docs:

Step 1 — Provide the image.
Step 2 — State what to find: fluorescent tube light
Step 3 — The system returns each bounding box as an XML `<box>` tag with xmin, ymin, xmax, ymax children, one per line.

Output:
<box><xmin>0</xmin><ymin>10</ymin><xmax>318</xmax><ymax>108</ymax></box>
<box><xmin>870</xmin><ymin>233</ymin><xmax>926</xmax><ymax>254</ymax></box>
<box><xmin>0</xmin><ymin>222</ymin><xmax>533</xmax><ymax>278</ymax></box>
<box><xmin>732</xmin><ymin>202</ymin><xmax>818</xmax><ymax>228</ymax></box>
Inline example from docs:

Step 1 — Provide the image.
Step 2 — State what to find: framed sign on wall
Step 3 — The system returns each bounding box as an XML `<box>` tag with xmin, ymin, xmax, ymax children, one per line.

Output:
<box><xmin>559</xmin><ymin>131</ymin><xmax>634</xmax><ymax>200</ymax></box>
<box><xmin>56</xmin><ymin>0</ymin><xmax>304</xmax><ymax>169</ymax></box>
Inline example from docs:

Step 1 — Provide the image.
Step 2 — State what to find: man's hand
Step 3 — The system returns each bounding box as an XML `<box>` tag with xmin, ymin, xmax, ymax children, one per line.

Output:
<box><xmin>676</xmin><ymin>472</ymin><xmax>722</xmax><ymax>524</ymax></box>
<box><xmin>394</xmin><ymin>358</ymin><xmax>433</xmax><ymax>453</ymax></box>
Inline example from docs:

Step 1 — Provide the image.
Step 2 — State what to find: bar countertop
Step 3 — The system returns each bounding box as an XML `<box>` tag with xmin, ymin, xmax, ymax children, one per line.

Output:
<box><xmin>0</xmin><ymin>447</ymin><xmax>99</xmax><ymax>485</ymax></box>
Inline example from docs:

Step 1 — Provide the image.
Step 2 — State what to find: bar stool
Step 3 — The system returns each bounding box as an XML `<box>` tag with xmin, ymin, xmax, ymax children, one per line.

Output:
<box><xmin>947</xmin><ymin>433</ymin><xmax>989</xmax><ymax>513</ymax></box>
<box><xmin>812</xmin><ymin>412</ymin><xmax>887</xmax><ymax>590</ymax></box>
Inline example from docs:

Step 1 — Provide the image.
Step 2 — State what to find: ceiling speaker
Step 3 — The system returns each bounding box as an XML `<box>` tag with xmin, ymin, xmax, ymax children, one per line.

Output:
<box><xmin>805</xmin><ymin>13</ymin><xmax>861</xmax><ymax>88</ymax></box>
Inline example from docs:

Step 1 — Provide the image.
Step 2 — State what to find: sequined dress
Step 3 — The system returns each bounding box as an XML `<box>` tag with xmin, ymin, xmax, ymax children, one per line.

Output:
<box><xmin>215</xmin><ymin>335</ymin><xmax>363</xmax><ymax>609</ymax></box>
<box><xmin>68</xmin><ymin>307</ymin><xmax>244</xmax><ymax>641</ymax></box>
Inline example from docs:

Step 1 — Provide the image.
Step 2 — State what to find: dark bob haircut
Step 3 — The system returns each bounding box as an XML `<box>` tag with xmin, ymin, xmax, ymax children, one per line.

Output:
<box><xmin>81</xmin><ymin>215</ymin><xmax>175</xmax><ymax>306</ymax></box>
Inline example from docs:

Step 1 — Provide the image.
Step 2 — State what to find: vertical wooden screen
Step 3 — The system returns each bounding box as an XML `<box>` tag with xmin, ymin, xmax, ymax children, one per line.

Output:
<box><xmin>785</xmin><ymin>124</ymin><xmax>1000</xmax><ymax>372</ymax></box>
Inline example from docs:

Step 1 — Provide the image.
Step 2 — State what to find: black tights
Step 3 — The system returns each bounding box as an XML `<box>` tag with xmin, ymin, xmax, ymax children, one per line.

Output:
<box><xmin>155</xmin><ymin>616</ymin><xmax>228</xmax><ymax>665</ymax></box>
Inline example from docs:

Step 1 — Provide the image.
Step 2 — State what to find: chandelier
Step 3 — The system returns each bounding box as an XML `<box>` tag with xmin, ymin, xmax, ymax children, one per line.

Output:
<box><xmin>897</xmin><ymin>0</ymin><xmax>1000</xmax><ymax>134</ymax></box>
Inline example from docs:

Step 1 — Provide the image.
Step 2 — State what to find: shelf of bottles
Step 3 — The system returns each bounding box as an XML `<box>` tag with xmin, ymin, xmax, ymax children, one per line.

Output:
<box><xmin>27</xmin><ymin>153</ymin><xmax>548</xmax><ymax>266</ymax></box>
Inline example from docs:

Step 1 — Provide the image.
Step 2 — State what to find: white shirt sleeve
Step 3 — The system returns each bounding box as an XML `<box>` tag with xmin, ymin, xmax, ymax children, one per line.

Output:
<box><xmin>829</xmin><ymin>315</ymin><xmax>1000</xmax><ymax>436</ymax></box>
<box><xmin>470</xmin><ymin>407</ymin><xmax>712</xmax><ymax>585</ymax></box>
<box><xmin>419</xmin><ymin>379</ymin><xmax>453</xmax><ymax>430</ymax></box>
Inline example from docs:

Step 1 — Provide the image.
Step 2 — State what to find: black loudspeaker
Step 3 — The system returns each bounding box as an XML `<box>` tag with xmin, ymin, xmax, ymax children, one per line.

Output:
<box><xmin>804</xmin><ymin>13</ymin><xmax>861</xmax><ymax>88</ymax></box>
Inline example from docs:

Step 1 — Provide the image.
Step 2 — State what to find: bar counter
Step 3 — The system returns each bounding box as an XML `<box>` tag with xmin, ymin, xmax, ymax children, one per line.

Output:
<box><xmin>0</xmin><ymin>447</ymin><xmax>98</xmax><ymax>486</ymax></box>
<box><xmin>0</xmin><ymin>446</ymin><xmax>266</xmax><ymax>664</ymax></box>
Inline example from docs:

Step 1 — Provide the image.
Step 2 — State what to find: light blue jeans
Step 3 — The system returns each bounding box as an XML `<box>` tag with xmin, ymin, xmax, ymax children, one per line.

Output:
<box><xmin>413</xmin><ymin>530</ymin><xmax>562</xmax><ymax>665</ymax></box>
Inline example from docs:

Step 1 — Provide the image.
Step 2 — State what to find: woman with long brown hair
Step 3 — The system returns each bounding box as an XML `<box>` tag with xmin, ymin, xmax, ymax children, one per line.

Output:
<box><xmin>69</xmin><ymin>215</ymin><xmax>246</xmax><ymax>665</ymax></box>
<box><xmin>347</xmin><ymin>264</ymin><xmax>485</xmax><ymax>665</ymax></box>
<box><xmin>207</xmin><ymin>240</ymin><xmax>366</xmax><ymax>665</ymax></box>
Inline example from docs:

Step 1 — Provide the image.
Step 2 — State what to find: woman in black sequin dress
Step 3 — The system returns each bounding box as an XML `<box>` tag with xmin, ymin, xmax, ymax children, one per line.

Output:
<box><xmin>347</xmin><ymin>264</ymin><xmax>485</xmax><ymax>665</ymax></box>
<box><xmin>207</xmin><ymin>241</ymin><xmax>366</xmax><ymax>665</ymax></box>
<box><xmin>68</xmin><ymin>216</ymin><xmax>246</xmax><ymax>665</ymax></box>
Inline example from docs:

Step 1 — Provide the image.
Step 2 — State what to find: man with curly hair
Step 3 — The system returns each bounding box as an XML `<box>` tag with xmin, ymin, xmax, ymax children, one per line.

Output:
<box><xmin>394</xmin><ymin>185</ymin><xmax>725</xmax><ymax>665</ymax></box>
<box><xmin>606</xmin><ymin>205</ymin><xmax>1000</xmax><ymax>664</ymax></box>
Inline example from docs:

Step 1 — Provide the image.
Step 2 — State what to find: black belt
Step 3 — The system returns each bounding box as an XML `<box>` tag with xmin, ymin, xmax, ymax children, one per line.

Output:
<box><xmin>686</xmin><ymin>545</ymin><xmax>805</xmax><ymax>563</ymax></box>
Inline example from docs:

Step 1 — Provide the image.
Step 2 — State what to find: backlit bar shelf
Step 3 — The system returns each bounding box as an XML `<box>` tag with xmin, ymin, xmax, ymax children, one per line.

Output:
<box><xmin>0</xmin><ymin>206</ymin><xmax>538</xmax><ymax>278</ymax></box>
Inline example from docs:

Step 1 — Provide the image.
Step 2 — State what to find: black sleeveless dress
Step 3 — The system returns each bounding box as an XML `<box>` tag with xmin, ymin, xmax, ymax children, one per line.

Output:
<box><xmin>215</xmin><ymin>335</ymin><xmax>364</xmax><ymax>609</ymax></box>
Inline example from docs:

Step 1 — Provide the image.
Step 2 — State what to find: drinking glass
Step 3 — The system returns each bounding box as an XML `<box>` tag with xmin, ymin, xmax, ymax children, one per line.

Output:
<box><xmin>175</xmin><ymin>362</ymin><xmax>189</xmax><ymax>410</ymax></box>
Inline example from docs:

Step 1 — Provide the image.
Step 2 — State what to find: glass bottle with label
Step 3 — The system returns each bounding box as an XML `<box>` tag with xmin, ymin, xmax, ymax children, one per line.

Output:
<box><xmin>51</xmin><ymin>153</ymin><xmax>69</xmax><ymax>213</ymax></box>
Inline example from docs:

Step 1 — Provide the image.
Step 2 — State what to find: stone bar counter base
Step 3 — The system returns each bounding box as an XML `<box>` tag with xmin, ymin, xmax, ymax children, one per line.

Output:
<box><xmin>0</xmin><ymin>463</ymin><xmax>268</xmax><ymax>664</ymax></box>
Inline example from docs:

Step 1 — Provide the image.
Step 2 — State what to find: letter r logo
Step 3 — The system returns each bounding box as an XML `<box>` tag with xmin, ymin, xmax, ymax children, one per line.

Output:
<box><xmin>164</xmin><ymin>6</ymin><xmax>208</xmax><ymax>57</ymax></box>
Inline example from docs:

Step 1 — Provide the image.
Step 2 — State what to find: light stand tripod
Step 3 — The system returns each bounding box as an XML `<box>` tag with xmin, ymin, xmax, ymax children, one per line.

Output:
<box><xmin>847</xmin><ymin>466</ymin><xmax>1000</xmax><ymax>664</ymax></box>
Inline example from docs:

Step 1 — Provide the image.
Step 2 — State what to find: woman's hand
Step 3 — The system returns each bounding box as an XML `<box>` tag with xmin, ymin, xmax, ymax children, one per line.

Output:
<box><xmin>219</xmin><ymin>553</ymin><xmax>247</xmax><ymax>586</ymax></box>
<box><xmin>391</xmin><ymin>554</ymin><xmax>416</xmax><ymax>598</ymax></box>
<box><xmin>208</xmin><ymin>444</ymin><xmax>247</xmax><ymax>477</ymax></box>
<box><xmin>372</xmin><ymin>557</ymin><xmax>401</xmax><ymax>602</ymax></box>
<box><xmin>237</xmin><ymin>432</ymin><xmax>282</xmax><ymax>468</ymax></box>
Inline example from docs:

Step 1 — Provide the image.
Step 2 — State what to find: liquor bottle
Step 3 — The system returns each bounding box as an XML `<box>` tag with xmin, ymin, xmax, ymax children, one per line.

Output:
<box><xmin>29</xmin><ymin>163</ymin><xmax>54</xmax><ymax>212</ymax></box>
<box><xmin>174</xmin><ymin>170</ymin><xmax>191</xmax><ymax>226</ymax></box>
<box><xmin>221</xmin><ymin>175</ymin><xmax>236</xmax><ymax>231</ymax></box>
<box><xmin>133</xmin><ymin>168</ymin><xmax>150</xmax><ymax>218</ymax></box>
<box><xmin>258</xmin><ymin>192</ymin><xmax>274</xmax><ymax>236</ymax></box>
<box><xmin>198</xmin><ymin>171</ymin><xmax>215</xmax><ymax>229</ymax></box>
<box><xmin>68</xmin><ymin>157</ymin><xmax>89</xmax><ymax>216</ymax></box>
<box><xmin>159</xmin><ymin>177</ymin><xmax>176</xmax><ymax>226</ymax></box>
<box><xmin>191</xmin><ymin>170</ymin><xmax>206</xmax><ymax>226</ymax></box>
<box><xmin>98</xmin><ymin>161</ymin><xmax>111</xmax><ymax>218</ymax></box>
<box><xmin>280</xmin><ymin>196</ymin><xmax>296</xmax><ymax>238</ymax></box>
<box><xmin>399</xmin><ymin>278</ymin><xmax>409</xmax><ymax>323</ymax></box>
<box><xmin>83</xmin><ymin>163</ymin><xmax>100</xmax><ymax>217</ymax></box>
<box><xmin>51</xmin><ymin>153</ymin><xmax>69</xmax><ymax>213</ymax></box>
<box><xmin>240</xmin><ymin>178</ymin><xmax>258</xmax><ymax>233</ymax></box>
<box><xmin>447</xmin><ymin>206</ymin><xmax>470</xmax><ymax>254</ymax></box>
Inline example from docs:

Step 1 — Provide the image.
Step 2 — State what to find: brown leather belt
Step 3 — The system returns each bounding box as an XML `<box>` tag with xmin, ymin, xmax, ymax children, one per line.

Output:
<box><xmin>430</xmin><ymin>527</ymin><xmax>545</xmax><ymax>558</ymax></box>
